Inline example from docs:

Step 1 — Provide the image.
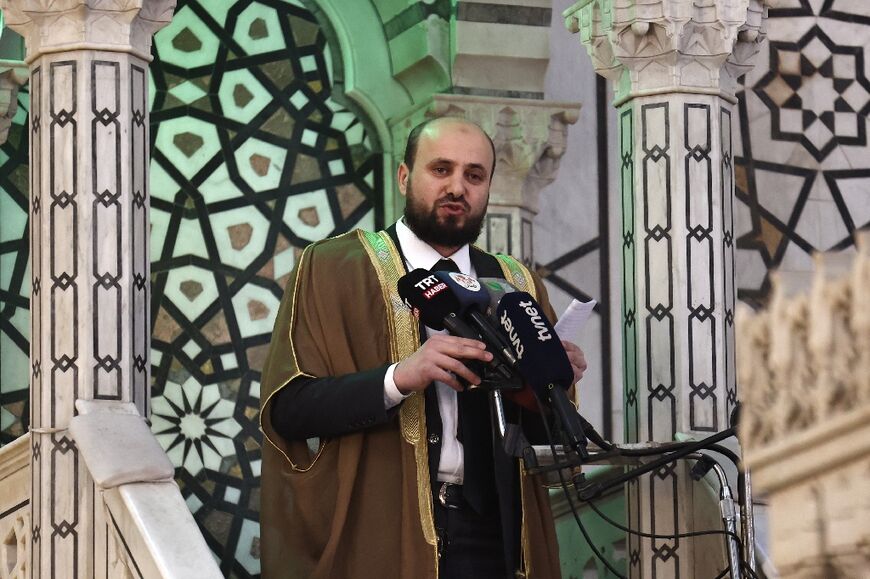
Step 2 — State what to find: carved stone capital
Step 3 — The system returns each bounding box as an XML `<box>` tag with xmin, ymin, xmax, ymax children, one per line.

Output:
<box><xmin>431</xmin><ymin>94</ymin><xmax>580</xmax><ymax>214</ymax></box>
<box><xmin>0</xmin><ymin>0</ymin><xmax>176</xmax><ymax>62</ymax></box>
<box><xmin>565</xmin><ymin>0</ymin><xmax>770</xmax><ymax>103</ymax></box>
<box><xmin>0</xmin><ymin>60</ymin><xmax>28</xmax><ymax>145</ymax></box>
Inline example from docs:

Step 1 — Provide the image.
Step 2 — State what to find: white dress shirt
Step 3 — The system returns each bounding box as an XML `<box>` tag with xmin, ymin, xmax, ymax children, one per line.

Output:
<box><xmin>383</xmin><ymin>219</ymin><xmax>474</xmax><ymax>484</ymax></box>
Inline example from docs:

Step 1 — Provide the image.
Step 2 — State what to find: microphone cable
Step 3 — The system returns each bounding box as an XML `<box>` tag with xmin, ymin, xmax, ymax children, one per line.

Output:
<box><xmin>532</xmin><ymin>397</ymin><xmax>758</xmax><ymax>579</ymax></box>
<box><xmin>531</xmin><ymin>388</ymin><xmax>628</xmax><ymax>579</ymax></box>
<box><xmin>580</xmin><ymin>496</ymin><xmax>760</xmax><ymax>579</ymax></box>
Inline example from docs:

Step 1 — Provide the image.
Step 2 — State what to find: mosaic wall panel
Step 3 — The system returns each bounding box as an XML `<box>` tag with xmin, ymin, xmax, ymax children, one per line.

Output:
<box><xmin>146</xmin><ymin>1</ymin><xmax>382</xmax><ymax>576</ymax></box>
<box><xmin>735</xmin><ymin>0</ymin><xmax>870</xmax><ymax>306</ymax></box>
<box><xmin>0</xmin><ymin>89</ymin><xmax>29</xmax><ymax>445</ymax></box>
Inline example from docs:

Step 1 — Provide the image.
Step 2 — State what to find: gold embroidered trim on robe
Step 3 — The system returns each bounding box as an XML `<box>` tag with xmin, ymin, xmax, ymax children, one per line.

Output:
<box><xmin>494</xmin><ymin>254</ymin><xmax>537</xmax><ymax>299</ymax></box>
<box><xmin>259</xmin><ymin>243</ymin><xmax>321</xmax><ymax>471</ymax></box>
<box><xmin>358</xmin><ymin>230</ymin><xmax>438</xmax><ymax>551</ymax></box>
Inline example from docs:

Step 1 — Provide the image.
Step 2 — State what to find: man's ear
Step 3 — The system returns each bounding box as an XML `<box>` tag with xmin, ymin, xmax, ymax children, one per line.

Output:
<box><xmin>397</xmin><ymin>163</ymin><xmax>410</xmax><ymax>197</ymax></box>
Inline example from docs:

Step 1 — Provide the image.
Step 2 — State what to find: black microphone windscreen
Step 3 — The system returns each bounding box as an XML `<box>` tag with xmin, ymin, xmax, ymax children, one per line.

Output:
<box><xmin>496</xmin><ymin>292</ymin><xmax>573</xmax><ymax>389</ymax></box>
<box><xmin>431</xmin><ymin>271</ymin><xmax>490</xmax><ymax>314</ymax></box>
<box><xmin>397</xmin><ymin>269</ymin><xmax>460</xmax><ymax>330</ymax></box>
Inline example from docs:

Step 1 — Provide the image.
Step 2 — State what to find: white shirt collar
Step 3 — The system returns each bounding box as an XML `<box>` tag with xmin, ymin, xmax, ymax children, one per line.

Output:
<box><xmin>395</xmin><ymin>219</ymin><xmax>472</xmax><ymax>276</ymax></box>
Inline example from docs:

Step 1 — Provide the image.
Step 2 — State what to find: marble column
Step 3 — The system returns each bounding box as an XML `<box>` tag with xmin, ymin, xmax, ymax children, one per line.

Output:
<box><xmin>564</xmin><ymin>0</ymin><xmax>768</xmax><ymax>576</ymax></box>
<box><xmin>0</xmin><ymin>1</ymin><xmax>175</xmax><ymax>576</ymax></box>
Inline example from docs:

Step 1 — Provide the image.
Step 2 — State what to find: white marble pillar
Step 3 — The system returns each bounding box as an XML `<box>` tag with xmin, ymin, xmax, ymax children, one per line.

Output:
<box><xmin>0</xmin><ymin>1</ymin><xmax>175</xmax><ymax>576</ymax></box>
<box><xmin>564</xmin><ymin>0</ymin><xmax>768</xmax><ymax>576</ymax></box>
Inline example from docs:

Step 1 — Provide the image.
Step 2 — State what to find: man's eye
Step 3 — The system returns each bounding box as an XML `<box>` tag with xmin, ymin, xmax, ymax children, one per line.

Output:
<box><xmin>467</xmin><ymin>172</ymin><xmax>484</xmax><ymax>183</ymax></box>
<box><xmin>433</xmin><ymin>167</ymin><xmax>448</xmax><ymax>175</ymax></box>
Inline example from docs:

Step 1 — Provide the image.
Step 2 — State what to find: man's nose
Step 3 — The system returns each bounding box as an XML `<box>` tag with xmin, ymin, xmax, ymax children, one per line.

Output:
<box><xmin>447</xmin><ymin>172</ymin><xmax>466</xmax><ymax>197</ymax></box>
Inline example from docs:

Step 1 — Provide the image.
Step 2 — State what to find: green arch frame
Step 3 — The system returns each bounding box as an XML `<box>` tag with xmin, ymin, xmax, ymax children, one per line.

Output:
<box><xmin>305</xmin><ymin>0</ymin><xmax>454</xmax><ymax>224</ymax></box>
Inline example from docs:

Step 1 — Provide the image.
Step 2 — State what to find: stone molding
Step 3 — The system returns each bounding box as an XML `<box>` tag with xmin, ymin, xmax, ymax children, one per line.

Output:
<box><xmin>0</xmin><ymin>60</ymin><xmax>28</xmax><ymax>145</ymax></box>
<box><xmin>564</xmin><ymin>0</ymin><xmax>770</xmax><ymax>104</ymax></box>
<box><xmin>453</xmin><ymin>0</ymin><xmax>553</xmax><ymax>97</ymax></box>
<box><xmin>0</xmin><ymin>0</ymin><xmax>176</xmax><ymax>63</ymax></box>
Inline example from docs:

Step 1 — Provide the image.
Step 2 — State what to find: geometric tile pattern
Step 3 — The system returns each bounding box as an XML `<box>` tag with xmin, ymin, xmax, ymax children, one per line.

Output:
<box><xmin>0</xmin><ymin>88</ymin><xmax>30</xmax><ymax>445</ymax></box>
<box><xmin>735</xmin><ymin>1</ymin><xmax>870</xmax><ymax>307</ymax></box>
<box><xmin>149</xmin><ymin>2</ymin><xmax>382</xmax><ymax>577</ymax></box>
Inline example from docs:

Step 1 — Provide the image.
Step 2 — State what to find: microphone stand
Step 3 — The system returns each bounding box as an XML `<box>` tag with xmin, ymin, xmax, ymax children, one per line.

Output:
<box><xmin>574</xmin><ymin>426</ymin><xmax>736</xmax><ymax>501</ymax></box>
<box><xmin>530</xmin><ymin>428</ymin><xmax>748</xmax><ymax>579</ymax></box>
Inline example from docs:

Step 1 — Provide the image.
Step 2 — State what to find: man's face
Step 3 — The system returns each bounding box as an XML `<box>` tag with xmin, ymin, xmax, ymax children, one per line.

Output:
<box><xmin>398</xmin><ymin>120</ymin><xmax>493</xmax><ymax>251</ymax></box>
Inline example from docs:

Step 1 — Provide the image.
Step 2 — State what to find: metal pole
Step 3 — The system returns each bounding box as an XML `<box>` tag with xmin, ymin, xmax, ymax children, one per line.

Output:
<box><xmin>742</xmin><ymin>468</ymin><xmax>757</xmax><ymax>574</ymax></box>
<box><xmin>710</xmin><ymin>463</ymin><xmax>743</xmax><ymax>579</ymax></box>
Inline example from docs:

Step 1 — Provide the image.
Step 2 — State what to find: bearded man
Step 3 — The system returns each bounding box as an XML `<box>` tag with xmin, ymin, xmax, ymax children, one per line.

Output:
<box><xmin>260</xmin><ymin>117</ymin><xmax>586</xmax><ymax>579</ymax></box>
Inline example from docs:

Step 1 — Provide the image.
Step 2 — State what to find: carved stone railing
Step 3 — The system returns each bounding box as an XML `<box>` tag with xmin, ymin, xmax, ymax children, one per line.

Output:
<box><xmin>68</xmin><ymin>400</ymin><xmax>222</xmax><ymax>578</ymax></box>
<box><xmin>0</xmin><ymin>435</ymin><xmax>30</xmax><ymax>579</ymax></box>
<box><xmin>736</xmin><ymin>234</ymin><xmax>870</xmax><ymax>578</ymax></box>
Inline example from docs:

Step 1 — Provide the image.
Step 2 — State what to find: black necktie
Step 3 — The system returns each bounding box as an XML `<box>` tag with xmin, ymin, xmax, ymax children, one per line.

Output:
<box><xmin>430</xmin><ymin>258</ymin><xmax>493</xmax><ymax>513</ymax></box>
<box><xmin>432</xmin><ymin>258</ymin><xmax>459</xmax><ymax>274</ymax></box>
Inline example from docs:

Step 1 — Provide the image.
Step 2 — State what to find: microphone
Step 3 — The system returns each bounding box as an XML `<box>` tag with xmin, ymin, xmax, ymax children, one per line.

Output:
<box><xmin>397</xmin><ymin>269</ymin><xmax>515</xmax><ymax>388</ymax></box>
<box><xmin>396</xmin><ymin>268</ymin><xmax>478</xmax><ymax>337</ymax></box>
<box><xmin>495</xmin><ymin>292</ymin><xmax>589</xmax><ymax>457</ymax></box>
<box><xmin>430</xmin><ymin>271</ymin><xmax>519</xmax><ymax>380</ymax></box>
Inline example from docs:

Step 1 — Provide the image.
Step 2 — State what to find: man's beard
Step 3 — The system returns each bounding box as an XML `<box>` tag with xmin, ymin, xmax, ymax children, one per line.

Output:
<box><xmin>403</xmin><ymin>186</ymin><xmax>486</xmax><ymax>248</ymax></box>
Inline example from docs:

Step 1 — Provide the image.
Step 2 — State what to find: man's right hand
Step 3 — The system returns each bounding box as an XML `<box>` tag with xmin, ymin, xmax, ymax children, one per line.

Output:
<box><xmin>393</xmin><ymin>335</ymin><xmax>493</xmax><ymax>394</ymax></box>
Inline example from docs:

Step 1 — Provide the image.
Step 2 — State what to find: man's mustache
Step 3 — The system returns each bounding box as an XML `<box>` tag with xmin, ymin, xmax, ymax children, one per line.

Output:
<box><xmin>436</xmin><ymin>195</ymin><xmax>470</xmax><ymax>210</ymax></box>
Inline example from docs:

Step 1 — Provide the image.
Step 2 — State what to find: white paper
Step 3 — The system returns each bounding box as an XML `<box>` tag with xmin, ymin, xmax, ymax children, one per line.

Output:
<box><xmin>554</xmin><ymin>298</ymin><xmax>597</xmax><ymax>341</ymax></box>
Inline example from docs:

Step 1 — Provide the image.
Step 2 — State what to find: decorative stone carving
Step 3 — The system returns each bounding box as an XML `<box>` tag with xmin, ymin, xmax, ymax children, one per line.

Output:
<box><xmin>0</xmin><ymin>0</ymin><xmax>176</xmax><ymax>61</ymax></box>
<box><xmin>0</xmin><ymin>61</ymin><xmax>28</xmax><ymax>145</ymax></box>
<box><xmin>0</xmin><ymin>433</ymin><xmax>30</xmax><ymax>579</ymax></box>
<box><xmin>564</xmin><ymin>0</ymin><xmax>770</xmax><ymax>103</ymax></box>
<box><xmin>0</xmin><ymin>513</ymin><xmax>30</xmax><ymax>579</ymax></box>
<box><xmin>430</xmin><ymin>93</ymin><xmax>580</xmax><ymax>263</ymax></box>
<box><xmin>738</xmin><ymin>240</ymin><xmax>870</xmax><ymax>452</ymax></box>
<box><xmin>737</xmin><ymin>234</ymin><xmax>870</xmax><ymax>577</ymax></box>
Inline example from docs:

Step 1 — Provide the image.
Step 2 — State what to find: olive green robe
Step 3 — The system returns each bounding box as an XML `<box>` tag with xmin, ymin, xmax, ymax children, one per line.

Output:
<box><xmin>259</xmin><ymin>229</ymin><xmax>562</xmax><ymax>578</ymax></box>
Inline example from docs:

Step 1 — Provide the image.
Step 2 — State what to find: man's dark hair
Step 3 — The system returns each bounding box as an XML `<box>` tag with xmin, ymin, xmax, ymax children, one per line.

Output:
<box><xmin>402</xmin><ymin>117</ymin><xmax>497</xmax><ymax>175</ymax></box>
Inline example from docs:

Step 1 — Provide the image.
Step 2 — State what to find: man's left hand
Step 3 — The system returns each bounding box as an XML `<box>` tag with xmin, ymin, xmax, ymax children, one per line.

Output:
<box><xmin>562</xmin><ymin>341</ymin><xmax>587</xmax><ymax>385</ymax></box>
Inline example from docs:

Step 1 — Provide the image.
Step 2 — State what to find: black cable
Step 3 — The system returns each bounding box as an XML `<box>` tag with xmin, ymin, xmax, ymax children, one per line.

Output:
<box><xmin>583</xmin><ymin>497</ymin><xmax>742</xmax><ymax>542</ymax></box>
<box><xmin>583</xmin><ymin>492</ymin><xmax>761</xmax><ymax>579</ymax></box>
<box><xmin>533</xmin><ymin>390</ymin><xmax>627</xmax><ymax>579</ymax></box>
<box><xmin>616</xmin><ymin>441</ymin><xmax>739</xmax><ymax>466</ymax></box>
<box><xmin>539</xmin><ymin>422</ymin><xmax>758</xmax><ymax>578</ymax></box>
<box><xmin>599</xmin><ymin>441</ymin><xmax>747</xmax><ymax>509</ymax></box>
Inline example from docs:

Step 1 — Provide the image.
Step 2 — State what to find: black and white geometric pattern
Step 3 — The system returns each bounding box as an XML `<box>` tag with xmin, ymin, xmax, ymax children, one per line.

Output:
<box><xmin>736</xmin><ymin>0</ymin><xmax>870</xmax><ymax>307</ymax></box>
